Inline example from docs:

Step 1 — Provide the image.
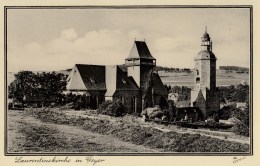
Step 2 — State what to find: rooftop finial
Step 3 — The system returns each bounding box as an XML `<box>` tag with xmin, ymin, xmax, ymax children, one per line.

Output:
<box><xmin>205</xmin><ymin>26</ymin><xmax>207</xmax><ymax>33</ymax></box>
<box><xmin>144</xmin><ymin>39</ymin><xmax>146</xmax><ymax>42</ymax></box>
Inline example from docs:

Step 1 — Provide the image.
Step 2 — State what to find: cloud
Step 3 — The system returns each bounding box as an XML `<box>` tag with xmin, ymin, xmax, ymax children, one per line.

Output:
<box><xmin>61</xmin><ymin>28</ymin><xmax>78</xmax><ymax>41</ymax></box>
<box><xmin>8</xmin><ymin>29</ymin><xmax>139</xmax><ymax>71</ymax></box>
<box><xmin>8</xmin><ymin>26</ymin><xmax>250</xmax><ymax>72</ymax></box>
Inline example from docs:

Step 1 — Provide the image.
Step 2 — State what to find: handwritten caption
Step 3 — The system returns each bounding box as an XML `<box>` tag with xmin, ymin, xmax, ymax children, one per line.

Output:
<box><xmin>233</xmin><ymin>156</ymin><xmax>246</xmax><ymax>164</ymax></box>
<box><xmin>15</xmin><ymin>156</ymin><xmax>105</xmax><ymax>165</ymax></box>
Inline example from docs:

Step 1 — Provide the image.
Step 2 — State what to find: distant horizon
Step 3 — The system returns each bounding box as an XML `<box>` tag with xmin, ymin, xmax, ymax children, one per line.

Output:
<box><xmin>7</xmin><ymin>64</ymin><xmax>250</xmax><ymax>73</ymax></box>
<box><xmin>7</xmin><ymin>8</ymin><xmax>250</xmax><ymax>72</ymax></box>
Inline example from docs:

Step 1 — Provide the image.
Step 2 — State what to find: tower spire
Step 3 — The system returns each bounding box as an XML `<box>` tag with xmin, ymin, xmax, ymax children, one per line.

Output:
<box><xmin>205</xmin><ymin>26</ymin><xmax>207</xmax><ymax>33</ymax></box>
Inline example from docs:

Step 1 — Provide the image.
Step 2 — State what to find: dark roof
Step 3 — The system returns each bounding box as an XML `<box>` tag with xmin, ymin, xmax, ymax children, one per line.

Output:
<box><xmin>126</xmin><ymin>41</ymin><xmax>155</xmax><ymax>60</ymax></box>
<box><xmin>201</xmin><ymin>32</ymin><xmax>211</xmax><ymax>41</ymax></box>
<box><xmin>152</xmin><ymin>73</ymin><xmax>168</xmax><ymax>96</ymax></box>
<box><xmin>116</xmin><ymin>66</ymin><xmax>139</xmax><ymax>90</ymax></box>
<box><xmin>76</xmin><ymin>64</ymin><xmax>106</xmax><ymax>90</ymax></box>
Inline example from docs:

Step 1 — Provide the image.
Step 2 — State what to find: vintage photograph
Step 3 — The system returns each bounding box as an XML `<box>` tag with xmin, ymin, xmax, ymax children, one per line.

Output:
<box><xmin>5</xmin><ymin>6</ymin><xmax>252</xmax><ymax>154</ymax></box>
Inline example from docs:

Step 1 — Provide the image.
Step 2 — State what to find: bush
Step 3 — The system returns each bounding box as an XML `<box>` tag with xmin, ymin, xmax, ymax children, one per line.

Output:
<box><xmin>219</xmin><ymin>105</ymin><xmax>236</xmax><ymax>120</ymax></box>
<box><xmin>97</xmin><ymin>99</ymin><xmax>126</xmax><ymax>117</ymax></box>
<box><xmin>232</xmin><ymin>122</ymin><xmax>249</xmax><ymax>137</ymax></box>
<box><xmin>232</xmin><ymin>107</ymin><xmax>250</xmax><ymax>137</ymax></box>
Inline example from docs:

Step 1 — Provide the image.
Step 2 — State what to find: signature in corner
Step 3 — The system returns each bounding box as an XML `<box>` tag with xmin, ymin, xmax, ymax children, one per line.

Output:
<box><xmin>233</xmin><ymin>157</ymin><xmax>246</xmax><ymax>164</ymax></box>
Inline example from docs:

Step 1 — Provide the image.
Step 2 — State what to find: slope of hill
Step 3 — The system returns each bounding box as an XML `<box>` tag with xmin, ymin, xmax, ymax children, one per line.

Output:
<box><xmin>159</xmin><ymin>69</ymin><xmax>249</xmax><ymax>87</ymax></box>
<box><xmin>7</xmin><ymin>68</ymin><xmax>249</xmax><ymax>88</ymax></box>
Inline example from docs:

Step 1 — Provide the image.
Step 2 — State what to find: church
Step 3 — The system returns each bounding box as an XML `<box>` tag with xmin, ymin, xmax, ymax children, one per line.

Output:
<box><xmin>173</xmin><ymin>28</ymin><xmax>220</xmax><ymax>122</ymax></box>
<box><xmin>190</xmin><ymin>28</ymin><xmax>220</xmax><ymax>119</ymax></box>
<box><xmin>65</xmin><ymin>41</ymin><xmax>168</xmax><ymax>114</ymax></box>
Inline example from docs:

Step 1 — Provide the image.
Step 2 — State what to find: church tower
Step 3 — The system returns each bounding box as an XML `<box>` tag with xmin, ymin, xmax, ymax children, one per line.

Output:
<box><xmin>125</xmin><ymin>41</ymin><xmax>156</xmax><ymax>109</ymax></box>
<box><xmin>191</xmin><ymin>27</ymin><xmax>220</xmax><ymax>119</ymax></box>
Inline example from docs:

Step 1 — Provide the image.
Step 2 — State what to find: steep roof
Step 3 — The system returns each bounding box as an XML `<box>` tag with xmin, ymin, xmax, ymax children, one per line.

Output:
<box><xmin>152</xmin><ymin>73</ymin><xmax>168</xmax><ymax>96</ymax></box>
<box><xmin>75</xmin><ymin>64</ymin><xmax>106</xmax><ymax>90</ymax></box>
<box><xmin>126</xmin><ymin>41</ymin><xmax>155</xmax><ymax>60</ymax></box>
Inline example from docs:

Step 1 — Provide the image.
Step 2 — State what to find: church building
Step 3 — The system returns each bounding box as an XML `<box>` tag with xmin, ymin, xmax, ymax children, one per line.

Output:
<box><xmin>190</xmin><ymin>28</ymin><xmax>220</xmax><ymax>119</ymax></box>
<box><xmin>65</xmin><ymin>41</ymin><xmax>168</xmax><ymax>114</ymax></box>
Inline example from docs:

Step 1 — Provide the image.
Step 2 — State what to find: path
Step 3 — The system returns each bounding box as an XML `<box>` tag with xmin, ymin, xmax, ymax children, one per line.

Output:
<box><xmin>7</xmin><ymin>110</ymin><xmax>160</xmax><ymax>153</ymax></box>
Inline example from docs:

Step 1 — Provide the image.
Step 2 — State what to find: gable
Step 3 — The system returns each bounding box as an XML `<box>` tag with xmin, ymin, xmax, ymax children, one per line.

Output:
<box><xmin>66</xmin><ymin>65</ymin><xmax>87</xmax><ymax>90</ymax></box>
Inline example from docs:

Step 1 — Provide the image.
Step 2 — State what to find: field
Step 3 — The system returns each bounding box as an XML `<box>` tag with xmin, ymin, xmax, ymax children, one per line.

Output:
<box><xmin>158</xmin><ymin>69</ymin><xmax>249</xmax><ymax>87</ymax></box>
<box><xmin>7</xmin><ymin>108</ymin><xmax>250</xmax><ymax>153</ymax></box>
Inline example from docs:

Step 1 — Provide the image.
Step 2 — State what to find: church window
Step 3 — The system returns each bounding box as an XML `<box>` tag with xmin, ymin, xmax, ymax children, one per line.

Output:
<box><xmin>196</xmin><ymin>70</ymin><xmax>199</xmax><ymax>75</ymax></box>
<box><xmin>196</xmin><ymin>77</ymin><xmax>200</xmax><ymax>83</ymax></box>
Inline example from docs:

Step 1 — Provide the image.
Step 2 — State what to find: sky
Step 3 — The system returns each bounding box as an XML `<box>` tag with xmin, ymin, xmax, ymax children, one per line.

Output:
<box><xmin>7</xmin><ymin>8</ymin><xmax>250</xmax><ymax>72</ymax></box>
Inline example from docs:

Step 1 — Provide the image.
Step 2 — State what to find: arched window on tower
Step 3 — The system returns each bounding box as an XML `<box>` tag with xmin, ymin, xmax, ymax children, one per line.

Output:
<box><xmin>196</xmin><ymin>70</ymin><xmax>199</xmax><ymax>75</ymax></box>
<box><xmin>196</xmin><ymin>77</ymin><xmax>200</xmax><ymax>83</ymax></box>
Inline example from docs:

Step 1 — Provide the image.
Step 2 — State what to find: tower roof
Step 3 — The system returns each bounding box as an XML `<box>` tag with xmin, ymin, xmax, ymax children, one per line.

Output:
<box><xmin>195</xmin><ymin>50</ymin><xmax>216</xmax><ymax>60</ymax></box>
<box><xmin>126</xmin><ymin>41</ymin><xmax>156</xmax><ymax>60</ymax></box>
<box><xmin>201</xmin><ymin>26</ymin><xmax>211</xmax><ymax>42</ymax></box>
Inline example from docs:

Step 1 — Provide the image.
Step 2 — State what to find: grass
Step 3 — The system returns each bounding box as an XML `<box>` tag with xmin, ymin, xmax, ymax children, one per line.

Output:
<box><xmin>19</xmin><ymin>124</ymin><xmax>67</xmax><ymax>152</ymax></box>
<box><xmin>25</xmin><ymin>108</ymin><xmax>250</xmax><ymax>153</ymax></box>
<box><xmin>8</xmin><ymin>110</ymin><xmax>152</xmax><ymax>153</ymax></box>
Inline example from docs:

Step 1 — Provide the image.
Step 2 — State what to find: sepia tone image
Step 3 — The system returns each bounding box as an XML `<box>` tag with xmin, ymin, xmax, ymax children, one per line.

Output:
<box><xmin>5</xmin><ymin>6</ymin><xmax>252</xmax><ymax>154</ymax></box>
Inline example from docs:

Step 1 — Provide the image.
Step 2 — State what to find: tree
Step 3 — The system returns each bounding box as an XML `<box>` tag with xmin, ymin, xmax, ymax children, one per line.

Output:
<box><xmin>218</xmin><ymin>84</ymin><xmax>249</xmax><ymax>103</ymax></box>
<box><xmin>9</xmin><ymin>71</ymin><xmax>67</xmax><ymax>106</ymax></box>
<box><xmin>232</xmin><ymin>98</ymin><xmax>250</xmax><ymax>137</ymax></box>
<box><xmin>8</xmin><ymin>71</ymin><xmax>37</xmax><ymax>104</ymax></box>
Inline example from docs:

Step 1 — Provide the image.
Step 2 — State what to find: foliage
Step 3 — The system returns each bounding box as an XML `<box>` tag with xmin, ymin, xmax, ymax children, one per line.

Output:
<box><xmin>232</xmin><ymin>122</ymin><xmax>249</xmax><ymax>137</ymax></box>
<box><xmin>218</xmin><ymin>84</ymin><xmax>249</xmax><ymax>103</ymax></box>
<box><xmin>170</xmin><ymin>85</ymin><xmax>191</xmax><ymax>101</ymax></box>
<box><xmin>164</xmin><ymin>85</ymin><xmax>171</xmax><ymax>94</ymax></box>
<box><xmin>156</xmin><ymin>66</ymin><xmax>191</xmax><ymax>73</ymax></box>
<box><xmin>8</xmin><ymin>71</ymin><xmax>67</xmax><ymax>106</ymax></box>
<box><xmin>97</xmin><ymin>99</ymin><xmax>126</xmax><ymax>117</ymax></box>
<box><xmin>219</xmin><ymin>104</ymin><xmax>236</xmax><ymax>120</ymax></box>
<box><xmin>118</xmin><ymin>64</ymin><xmax>192</xmax><ymax>73</ymax></box>
<box><xmin>27</xmin><ymin>109</ymin><xmax>249</xmax><ymax>152</ymax></box>
<box><xmin>231</xmin><ymin>99</ymin><xmax>250</xmax><ymax>137</ymax></box>
<box><xmin>219</xmin><ymin>66</ymin><xmax>249</xmax><ymax>73</ymax></box>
